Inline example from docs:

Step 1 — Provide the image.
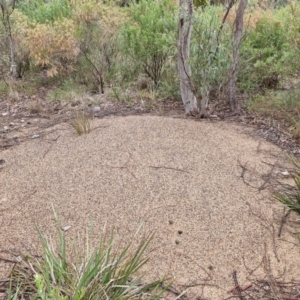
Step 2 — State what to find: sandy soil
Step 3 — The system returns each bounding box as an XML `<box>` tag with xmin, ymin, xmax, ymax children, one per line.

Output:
<box><xmin>1</xmin><ymin>115</ymin><xmax>300</xmax><ymax>299</ymax></box>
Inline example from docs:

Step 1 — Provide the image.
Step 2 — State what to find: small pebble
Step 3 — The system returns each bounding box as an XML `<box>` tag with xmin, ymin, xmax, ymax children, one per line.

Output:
<box><xmin>3</xmin><ymin>126</ymin><xmax>8</xmax><ymax>131</ymax></box>
<box><xmin>61</xmin><ymin>225</ymin><xmax>71</xmax><ymax>232</ymax></box>
<box><xmin>281</xmin><ymin>171</ymin><xmax>290</xmax><ymax>176</ymax></box>
<box><xmin>93</xmin><ymin>106</ymin><xmax>101</xmax><ymax>113</ymax></box>
<box><xmin>9</xmin><ymin>122</ymin><xmax>14</xmax><ymax>126</ymax></box>
<box><xmin>32</xmin><ymin>134</ymin><xmax>40</xmax><ymax>139</ymax></box>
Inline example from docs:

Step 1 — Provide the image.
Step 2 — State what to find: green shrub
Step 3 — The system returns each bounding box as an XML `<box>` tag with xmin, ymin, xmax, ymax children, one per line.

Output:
<box><xmin>46</xmin><ymin>79</ymin><xmax>88</xmax><ymax>103</ymax></box>
<box><xmin>120</xmin><ymin>0</ymin><xmax>177</xmax><ymax>87</ymax></box>
<box><xmin>6</xmin><ymin>210</ymin><xmax>167</xmax><ymax>299</ymax></box>
<box><xmin>157</xmin><ymin>66</ymin><xmax>181</xmax><ymax>101</ymax></box>
<box><xmin>74</xmin><ymin>0</ymin><xmax>126</xmax><ymax>94</ymax></box>
<box><xmin>239</xmin><ymin>6</ymin><xmax>295</xmax><ymax>92</ymax></box>
<box><xmin>16</xmin><ymin>0</ymin><xmax>72</xmax><ymax>24</ymax></box>
<box><xmin>190</xmin><ymin>5</ymin><xmax>233</xmax><ymax>107</ymax></box>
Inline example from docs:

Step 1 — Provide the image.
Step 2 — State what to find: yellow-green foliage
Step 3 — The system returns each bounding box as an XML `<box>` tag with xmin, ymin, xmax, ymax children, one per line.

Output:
<box><xmin>72</xmin><ymin>0</ymin><xmax>127</xmax><ymax>91</ymax></box>
<box><xmin>72</xmin><ymin>0</ymin><xmax>127</xmax><ymax>36</ymax></box>
<box><xmin>286</xmin><ymin>2</ymin><xmax>300</xmax><ymax>48</ymax></box>
<box><xmin>27</xmin><ymin>19</ymin><xmax>78</xmax><ymax>77</ymax></box>
<box><xmin>12</xmin><ymin>9</ymin><xmax>79</xmax><ymax>77</ymax></box>
<box><xmin>10</xmin><ymin>0</ymin><xmax>127</xmax><ymax>79</ymax></box>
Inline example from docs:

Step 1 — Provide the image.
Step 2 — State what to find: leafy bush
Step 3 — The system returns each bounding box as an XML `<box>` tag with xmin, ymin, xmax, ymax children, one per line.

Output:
<box><xmin>120</xmin><ymin>0</ymin><xmax>177</xmax><ymax>87</ymax></box>
<box><xmin>6</xmin><ymin>210</ymin><xmax>166</xmax><ymax>299</ymax></box>
<box><xmin>24</xmin><ymin>18</ymin><xmax>79</xmax><ymax>77</ymax></box>
<box><xmin>190</xmin><ymin>6</ymin><xmax>233</xmax><ymax>109</ymax></box>
<box><xmin>16</xmin><ymin>0</ymin><xmax>72</xmax><ymax>24</ymax></box>
<box><xmin>238</xmin><ymin>5</ymin><xmax>298</xmax><ymax>92</ymax></box>
<box><xmin>9</xmin><ymin>8</ymin><xmax>79</xmax><ymax>78</ymax></box>
<box><xmin>74</xmin><ymin>0</ymin><xmax>126</xmax><ymax>93</ymax></box>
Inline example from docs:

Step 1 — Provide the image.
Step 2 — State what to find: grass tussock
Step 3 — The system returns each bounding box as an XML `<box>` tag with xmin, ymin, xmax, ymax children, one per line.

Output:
<box><xmin>70</xmin><ymin>111</ymin><xmax>92</xmax><ymax>135</ymax></box>
<box><xmin>274</xmin><ymin>156</ymin><xmax>300</xmax><ymax>215</ymax></box>
<box><xmin>5</xmin><ymin>209</ymin><xmax>167</xmax><ymax>300</ymax></box>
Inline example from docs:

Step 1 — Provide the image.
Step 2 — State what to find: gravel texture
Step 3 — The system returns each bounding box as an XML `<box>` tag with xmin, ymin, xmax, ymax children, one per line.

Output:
<box><xmin>1</xmin><ymin>115</ymin><xmax>299</xmax><ymax>299</ymax></box>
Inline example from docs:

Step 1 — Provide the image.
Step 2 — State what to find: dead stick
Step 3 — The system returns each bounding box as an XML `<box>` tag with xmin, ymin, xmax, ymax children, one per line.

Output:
<box><xmin>0</xmin><ymin>257</ymin><xmax>18</xmax><ymax>263</ymax></box>
<box><xmin>232</xmin><ymin>270</ymin><xmax>243</xmax><ymax>300</ymax></box>
<box><xmin>224</xmin><ymin>296</ymin><xmax>244</xmax><ymax>300</ymax></box>
<box><xmin>149</xmin><ymin>166</ymin><xmax>189</xmax><ymax>173</ymax></box>
<box><xmin>278</xmin><ymin>210</ymin><xmax>291</xmax><ymax>237</ymax></box>
<box><xmin>228</xmin><ymin>284</ymin><xmax>252</xmax><ymax>293</ymax></box>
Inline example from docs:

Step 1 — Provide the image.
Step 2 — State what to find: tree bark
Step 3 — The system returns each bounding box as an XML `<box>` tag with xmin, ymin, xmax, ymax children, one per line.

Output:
<box><xmin>228</xmin><ymin>0</ymin><xmax>247</xmax><ymax>111</ymax></box>
<box><xmin>178</xmin><ymin>0</ymin><xmax>198</xmax><ymax>115</ymax></box>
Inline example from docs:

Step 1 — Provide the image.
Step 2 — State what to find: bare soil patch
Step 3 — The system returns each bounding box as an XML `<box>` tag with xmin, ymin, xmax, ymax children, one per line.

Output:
<box><xmin>1</xmin><ymin>112</ymin><xmax>300</xmax><ymax>299</ymax></box>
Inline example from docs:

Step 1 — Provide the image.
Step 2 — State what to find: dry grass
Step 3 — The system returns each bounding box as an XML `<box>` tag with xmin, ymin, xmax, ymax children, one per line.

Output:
<box><xmin>246</xmin><ymin>88</ymin><xmax>300</xmax><ymax>139</ymax></box>
<box><xmin>70</xmin><ymin>111</ymin><xmax>92</xmax><ymax>135</ymax></box>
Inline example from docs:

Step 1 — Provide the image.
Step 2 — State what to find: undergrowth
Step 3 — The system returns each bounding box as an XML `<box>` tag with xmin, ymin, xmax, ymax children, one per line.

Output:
<box><xmin>246</xmin><ymin>88</ymin><xmax>300</xmax><ymax>139</ymax></box>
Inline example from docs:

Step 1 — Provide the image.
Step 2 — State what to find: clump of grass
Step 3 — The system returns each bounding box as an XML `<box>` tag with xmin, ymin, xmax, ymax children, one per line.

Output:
<box><xmin>70</xmin><ymin>111</ymin><xmax>92</xmax><ymax>135</ymax></box>
<box><xmin>138</xmin><ymin>90</ymin><xmax>157</xmax><ymax>110</ymax></box>
<box><xmin>275</xmin><ymin>156</ymin><xmax>300</xmax><ymax>215</ymax></box>
<box><xmin>0</xmin><ymin>80</ymin><xmax>9</xmax><ymax>97</ymax></box>
<box><xmin>111</xmin><ymin>87</ymin><xmax>122</xmax><ymax>103</ymax></box>
<box><xmin>47</xmin><ymin>80</ymin><xmax>88</xmax><ymax>104</ymax></box>
<box><xmin>5</xmin><ymin>209</ymin><xmax>167</xmax><ymax>300</ymax></box>
<box><xmin>110</xmin><ymin>87</ymin><xmax>132</xmax><ymax>107</ymax></box>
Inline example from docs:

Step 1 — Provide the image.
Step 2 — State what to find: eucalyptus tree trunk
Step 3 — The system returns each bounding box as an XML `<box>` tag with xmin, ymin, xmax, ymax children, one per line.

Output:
<box><xmin>178</xmin><ymin>0</ymin><xmax>198</xmax><ymax>115</ymax></box>
<box><xmin>228</xmin><ymin>0</ymin><xmax>247</xmax><ymax>111</ymax></box>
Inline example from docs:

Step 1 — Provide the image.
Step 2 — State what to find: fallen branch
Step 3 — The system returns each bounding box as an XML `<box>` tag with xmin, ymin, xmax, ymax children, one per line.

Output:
<box><xmin>232</xmin><ymin>270</ymin><xmax>244</xmax><ymax>300</ymax></box>
<box><xmin>149</xmin><ymin>166</ymin><xmax>189</xmax><ymax>173</ymax></box>
<box><xmin>228</xmin><ymin>283</ymin><xmax>252</xmax><ymax>293</ymax></box>
<box><xmin>278</xmin><ymin>210</ymin><xmax>291</xmax><ymax>237</ymax></box>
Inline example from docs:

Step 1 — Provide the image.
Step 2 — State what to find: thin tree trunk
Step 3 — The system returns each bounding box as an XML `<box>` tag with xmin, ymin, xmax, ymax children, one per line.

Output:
<box><xmin>8</xmin><ymin>34</ymin><xmax>16</xmax><ymax>78</ymax></box>
<box><xmin>228</xmin><ymin>0</ymin><xmax>247</xmax><ymax>111</ymax></box>
<box><xmin>0</xmin><ymin>0</ymin><xmax>17</xmax><ymax>80</ymax></box>
<box><xmin>178</xmin><ymin>0</ymin><xmax>198</xmax><ymax>115</ymax></box>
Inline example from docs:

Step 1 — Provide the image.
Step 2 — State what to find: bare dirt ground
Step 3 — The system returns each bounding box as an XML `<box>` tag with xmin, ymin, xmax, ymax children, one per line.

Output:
<box><xmin>1</xmin><ymin>98</ymin><xmax>300</xmax><ymax>299</ymax></box>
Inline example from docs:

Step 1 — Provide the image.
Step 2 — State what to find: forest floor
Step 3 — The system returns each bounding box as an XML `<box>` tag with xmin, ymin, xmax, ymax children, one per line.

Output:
<box><xmin>1</xmin><ymin>91</ymin><xmax>300</xmax><ymax>300</ymax></box>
